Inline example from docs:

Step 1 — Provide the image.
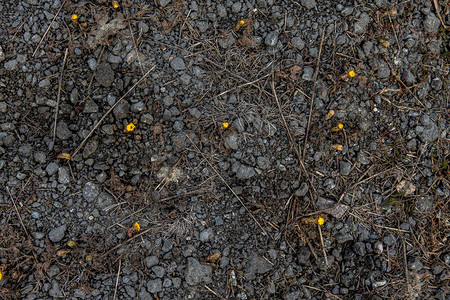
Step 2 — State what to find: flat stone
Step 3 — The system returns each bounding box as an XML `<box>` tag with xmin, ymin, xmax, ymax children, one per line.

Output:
<box><xmin>0</xmin><ymin>45</ymin><xmax>5</xmax><ymax>62</ymax></box>
<box><xmin>236</xmin><ymin>164</ymin><xmax>255</xmax><ymax>180</ymax></box>
<box><xmin>83</xmin><ymin>182</ymin><xmax>100</xmax><ymax>202</ymax></box>
<box><xmin>170</xmin><ymin>57</ymin><xmax>186</xmax><ymax>70</ymax></box>
<box><xmin>145</xmin><ymin>256</ymin><xmax>159</xmax><ymax>268</ymax></box>
<box><xmin>95</xmin><ymin>63</ymin><xmax>114</xmax><ymax>87</ymax></box>
<box><xmin>82</xmin><ymin>139</ymin><xmax>98</xmax><ymax>158</ymax></box>
<box><xmin>185</xmin><ymin>257</ymin><xmax>212</xmax><ymax>286</ymax></box>
<box><xmin>301</xmin><ymin>0</ymin><xmax>317</xmax><ymax>9</ymax></box>
<box><xmin>46</xmin><ymin>162</ymin><xmax>59</xmax><ymax>176</ymax></box>
<box><xmin>265</xmin><ymin>31</ymin><xmax>279</xmax><ymax>47</ymax></box>
<box><xmin>245</xmin><ymin>252</ymin><xmax>273</xmax><ymax>280</ymax></box>
<box><xmin>424</xmin><ymin>13</ymin><xmax>440</xmax><ymax>34</ymax></box>
<box><xmin>56</xmin><ymin>121</ymin><xmax>72</xmax><ymax>140</ymax></box>
<box><xmin>49</xmin><ymin>224</ymin><xmax>67</xmax><ymax>242</ymax></box>
<box><xmin>339</xmin><ymin>161</ymin><xmax>352</xmax><ymax>175</ymax></box>
<box><xmin>97</xmin><ymin>192</ymin><xmax>114</xmax><ymax>209</ymax></box>
<box><xmin>58</xmin><ymin>167</ymin><xmax>70</xmax><ymax>184</ymax></box>
<box><xmin>291</xmin><ymin>37</ymin><xmax>305</xmax><ymax>50</ymax></box>
<box><xmin>113</xmin><ymin>100</ymin><xmax>130</xmax><ymax>120</ymax></box>
<box><xmin>224</xmin><ymin>133</ymin><xmax>239</xmax><ymax>150</ymax></box>
<box><xmin>147</xmin><ymin>279</ymin><xmax>162</xmax><ymax>294</ymax></box>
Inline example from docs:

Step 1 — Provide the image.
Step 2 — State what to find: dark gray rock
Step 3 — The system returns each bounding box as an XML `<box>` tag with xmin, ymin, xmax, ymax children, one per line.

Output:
<box><xmin>407</xmin><ymin>256</ymin><xmax>423</xmax><ymax>271</ymax></box>
<box><xmin>4</xmin><ymin>59</ymin><xmax>17</xmax><ymax>71</ymax></box>
<box><xmin>424</xmin><ymin>13</ymin><xmax>440</xmax><ymax>34</ymax></box>
<box><xmin>377</xmin><ymin>59</ymin><xmax>390</xmax><ymax>79</ymax></box>
<box><xmin>49</xmin><ymin>224</ymin><xmax>67</xmax><ymax>242</ymax></box>
<box><xmin>83</xmin><ymin>182</ymin><xmax>100</xmax><ymax>202</ymax></box>
<box><xmin>170</xmin><ymin>57</ymin><xmax>186</xmax><ymax>70</ymax></box>
<box><xmin>97</xmin><ymin>192</ymin><xmax>115</xmax><ymax>209</ymax></box>
<box><xmin>152</xmin><ymin>266</ymin><xmax>165</xmax><ymax>278</ymax></box>
<box><xmin>416</xmin><ymin>115</ymin><xmax>439</xmax><ymax>143</ymax></box>
<box><xmin>185</xmin><ymin>257</ymin><xmax>212</xmax><ymax>285</ymax></box>
<box><xmin>265</xmin><ymin>31</ymin><xmax>279</xmax><ymax>47</ymax></box>
<box><xmin>415</xmin><ymin>196</ymin><xmax>434</xmax><ymax>213</ymax></box>
<box><xmin>236</xmin><ymin>164</ymin><xmax>256</xmax><ymax>180</ymax></box>
<box><xmin>82</xmin><ymin>139</ymin><xmax>98</xmax><ymax>158</ymax></box>
<box><xmin>58</xmin><ymin>167</ymin><xmax>70</xmax><ymax>184</ymax></box>
<box><xmin>295</xmin><ymin>182</ymin><xmax>309</xmax><ymax>197</ymax></box>
<box><xmin>224</xmin><ymin>133</ymin><xmax>239</xmax><ymax>150</ymax></box>
<box><xmin>354</xmin><ymin>12</ymin><xmax>370</xmax><ymax>34</ymax></box>
<box><xmin>83</xmin><ymin>100</ymin><xmax>98</xmax><ymax>113</ymax></box>
<box><xmin>301</xmin><ymin>0</ymin><xmax>317</xmax><ymax>9</ymax></box>
<box><xmin>316</xmin><ymin>255</ymin><xmax>334</xmax><ymax>270</ymax></box>
<box><xmin>145</xmin><ymin>256</ymin><xmax>159</xmax><ymax>268</ymax></box>
<box><xmin>291</xmin><ymin>37</ymin><xmax>305</xmax><ymax>50</ymax></box>
<box><xmin>113</xmin><ymin>100</ymin><xmax>130</xmax><ymax>120</ymax></box>
<box><xmin>340</xmin><ymin>161</ymin><xmax>352</xmax><ymax>176</ymax></box>
<box><xmin>46</xmin><ymin>162</ymin><xmax>59</xmax><ymax>176</ymax></box>
<box><xmin>256</xmin><ymin>156</ymin><xmax>271</xmax><ymax>169</ymax></box>
<box><xmin>297</xmin><ymin>247</ymin><xmax>311</xmax><ymax>264</ymax></box>
<box><xmin>245</xmin><ymin>252</ymin><xmax>273</xmax><ymax>280</ymax></box>
<box><xmin>95</xmin><ymin>63</ymin><xmax>114</xmax><ymax>87</ymax></box>
<box><xmin>302</xmin><ymin>67</ymin><xmax>314</xmax><ymax>81</ymax></box>
<box><xmin>200</xmin><ymin>228</ymin><xmax>213</xmax><ymax>242</ymax></box>
<box><xmin>56</xmin><ymin>121</ymin><xmax>72</xmax><ymax>140</ymax></box>
<box><xmin>0</xmin><ymin>45</ymin><xmax>5</xmax><ymax>62</ymax></box>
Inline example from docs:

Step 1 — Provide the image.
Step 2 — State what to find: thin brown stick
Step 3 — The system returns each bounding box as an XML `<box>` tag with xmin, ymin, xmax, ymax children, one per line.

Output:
<box><xmin>204</xmin><ymin>285</ymin><xmax>227</xmax><ymax>300</ymax></box>
<box><xmin>106</xmin><ymin>227</ymin><xmax>153</xmax><ymax>256</ymax></box>
<box><xmin>71</xmin><ymin>66</ymin><xmax>155</xmax><ymax>159</ymax></box>
<box><xmin>113</xmin><ymin>258</ymin><xmax>122</xmax><ymax>300</ymax></box>
<box><xmin>432</xmin><ymin>0</ymin><xmax>449</xmax><ymax>30</ymax></box>
<box><xmin>6</xmin><ymin>187</ymin><xmax>29</xmax><ymax>238</ymax></box>
<box><xmin>210</xmin><ymin>73</ymin><xmax>270</xmax><ymax>101</ymax></box>
<box><xmin>318</xmin><ymin>224</ymin><xmax>328</xmax><ymax>265</ymax></box>
<box><xmin>53</xmin><ymin>48</ymin><xmax>69</xmax><ymax>143</ymax></box>
<box><xmin>186</xmin><ymin>135</ymin><xmax>271</xmax><ymax>238</ymax></box>
<box><xmin>32</xmin><ymin>0</ymin><xmax>66</xmax><ymax>57</ymax></box>
<box><xmin>303</xmin><ymin>28</ymin><xmax>326</xmax><ymax>158</ymax></box>
<box><xmin>402</xmin><ymin>237</ymin><xmax>411</xmax><ymax>297</ymax></box>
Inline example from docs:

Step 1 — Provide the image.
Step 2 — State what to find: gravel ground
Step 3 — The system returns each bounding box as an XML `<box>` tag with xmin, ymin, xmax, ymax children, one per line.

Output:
<box><xmin>1</xmin><ymin>0</ymin><xmax>449</xmax><ymax>299</ymax></box>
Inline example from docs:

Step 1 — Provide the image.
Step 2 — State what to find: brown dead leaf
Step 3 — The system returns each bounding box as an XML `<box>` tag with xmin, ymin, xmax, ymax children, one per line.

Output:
<box><xmin>57</xmin><ymin>249</ymin><xmax>71</xmax><ymax>256</ymax></box>
<box><xmin>396</xmin><ymin>180</ymin><xmax>416</xmax><ymax>196</ymax></box>
<box><xmin>205</xmin><ymin>252</ymin><xmax>221</xmax><ymax>263</ymax></box>
<box><xmin>289</xmin><ymin>65</ymin><xmax>302</xmax><ymax>80</ymax></box>
<box><xmin>86</xmin><ymin>13</ymin><xmax>127</xmax><ymax>49</ymax></box>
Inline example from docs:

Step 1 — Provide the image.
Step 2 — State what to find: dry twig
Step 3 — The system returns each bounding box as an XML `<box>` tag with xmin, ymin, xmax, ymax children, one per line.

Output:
<box><xmin>53</xmin><ymin>48</ymin><xmax>69</xmax><ymax>144</ymax></box>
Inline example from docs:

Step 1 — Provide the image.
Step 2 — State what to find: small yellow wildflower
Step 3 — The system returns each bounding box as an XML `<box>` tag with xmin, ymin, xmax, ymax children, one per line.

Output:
<box><xmin>126</xmin><ymin>123</ymin><xmax>136</xmax><ymax>132</ymax></box>
<box><xmin>0</xmin><ymin>271</ymin><xmax>2</xmax><ymax>281</ymax></box>
<box><xmin>112</xmin><ymin>1</ymin><xmax>119</xmax><ymax>9</ymax></box>
<box><xmin>133</xmin><ymin>222</ymin><xmax>141</xmax><ymax>232</ymax></box>
<box><xmin>348</xmin><ymin>70</ymin><xmax>356</xmax><ymax>78</ymax></box>
<box><xmin>331</xmin><ymin>123</ymin><xmax>344</xmax><ymax>132</ymax></box>
<box><xmin>234</xmin><ymin>20</ymin><xmax>245</xmax><ymax>31</ymax></box>
<box><xmin>331</xmin><ymin>144</ymin><xmax>343</xmax><ymax>151</ymax></box>
<box><xmin>325</xmin><ymin>110</ymin><xmax>335</xmax><ymax>120</ymax></box>
<box><xmin>221</xmin><ymin>122</ymin><xmax>229</xmax><ymax>129</ymax></box>
<box><xmin>71</xmin><ymin>14</ymin><xmax>79</xmax><ymax>26</ymax></box>
<box><xmin>317</xmin><ymin>217</ymin><xmax>325</xmax><ymax>226</ymax></box>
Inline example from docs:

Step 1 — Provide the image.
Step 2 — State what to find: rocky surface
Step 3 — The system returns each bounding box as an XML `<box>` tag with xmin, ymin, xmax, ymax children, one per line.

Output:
<box><xmin>0</xmin><ymin>0</ymin><xmax>449</xmax><ymax>299</ymax></box>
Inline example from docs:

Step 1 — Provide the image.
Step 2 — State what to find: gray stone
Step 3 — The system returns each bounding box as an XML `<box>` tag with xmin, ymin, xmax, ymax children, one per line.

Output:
<box><xmin>152</xmin><ymin>266</ymin><xmax>165</xmax><ymax>278</ymax></box>
<box><xmin>224</xmin><ymin>133</ymin><xmax>239</xmax><ymax>150</ymax></box>
<box><xmin>18</xmin><ymin>144</ymin><xmax>32</xmax><ymax>156</ymax></box>
<box><xmin>286</xmin><ymin>291</ymin><xmax>301</xmax><ymax>300</ymax></box>
<box><xmin>97</xmin><ymin>192</ymin><xmax>114</xmax><ymax>209</ymax></box>
<box><xmin>49</xmin><ymin>280</ymin><xmax>61</xmax><ymax>297</ymax></box>
<box><xmin>4</xmin><ymin>59</ymin><xmax>17</xmax><ymax>71</ymax></box>
<box><xmin>158</xmin><ymin>0</ymin><xmax>171</xmax><ymax>7</ymax></box>
<box><xmin>291</xmin><ymin>37</ymin><xmax>305</xmax><ymax>50</ymax></box>
<box><xmin>56</xmin><ymin>121</ymin><xmax>72</xmax><ymax>140</ymax></box>
<box><xmin>245</xmin><ymin>252</ymin><xmax>273</xmax><ymax>280</ymax></box>
<box><xmin>408</xmin><ymin>256</ymin><xmax>423</xmax><ymax>271</ymax></box>
<box><xmin>185</xmin><ymin>257</ymin><xmax>212</xmax><ymax>285</ymax></box>
<box><xmin>82</xmin><ymin>139</ymin><xmax>98</xmax><ymax>158</ymax></box>
<box><xmin>145</xmin><ymin>256</ymin><xmax>159</xmax><ymax>268</ymax></box>
<box><xmin>200</xmin><ymin>228</ymin><xmax>213</xmax><ymax>242</ymax></box>
<box><xmin>353</xmin><ymin>242</ymin><xmax>366</xmax><ymax>256</ymax></box>
<box><xmin>383</xmin><ymin>234</ymin><xmax>396</xmax><ymax>246</ymax></box>
<box><xmin>231</xmin><ymin>2</ymin><xmax>241</xmax><ymax>13</ymax></box>
<box><xmin>113</xmin><ymin>100</ymin><xmax>130</xmax><ymax>120</ymax></box>
<box><xmin>131</xmin><ymin>102</ymin><xmax>145</xmax><ymax>113</ymax></box>
<box><xmin>340</xmin><ymin>161</ymin><xmax>352</xmax><ymax>175</ymax></box>
<box><xmin>34</xmin><ymin>152</ymin><xmax>47</xmax><ymax>163</ymax></box>
<box><xmin>58</xmin><ymin>167</ymin><xmax>70</xmax><ymax>184</ymax></box>
<box><xmin>336</xmin><ymin>233</ymin><xmax>354</xmax><ymax>243</ymax></box>
<box><xmin>83</xmin><ymin>182</ymin><xmax>100</xmax><ymax>202</ymax></box>
<box><xmin>162</xmin><ymin>239</ymin><xmax>173</xmax><ymax>252</ymax></box>
<box><xmin>163</xmin><ymin>96</ymin><xmax>174</xmax><ymax>106</ymax></box>
<box><xmin>236</xmin><ymin>164</ymin><xmax>255</xmax><ymax>180</ymax></box>
<box><xmin>39</xmin><ymin>79</ymin><xmax>51</xmax><ymax>88</ymax></box>
<box><xmin>316</xmin><ymin>255</ymin><xmax>335</xmax><ymax>270</ymax></box>
<box><xmin>139</xmin><ymin>289</ymin><xmax>151</xmax><ymax>300</ymax></box>
<box><xmin>256</xmin><ymin>156</ymin><xmax>271</xmax><ymax>170</ymax></box>
<box><xmin>46</xmin><ymin>162</ymin><xmax>59</xmax><ymax>176</ymax></box>
<box><xmin>49</xmin><ymin>224</ymin><xmax>67</xmax><ymax>242</ymax></box>
<box><xmin>141</xmin><ymin>113</ymin><xmax>154</xmax><ymax>124</ymax></box>
<box><xmin>302</xmin><ymin>67</ymin><xmax>314</xmax><ymax>81</ymax></box>
<box><xmin>83</xmin><ymin>100</ymin><xmax>98</xmax><ymax>113</ymax></box>
<box><xmin>415</xmin><ymin>196</ymin><xmax>434</xmax><ymax>213</ymax></box>
<box><xmin>354</xmin><ymin>12</ymin><xmax>370</xmax><ymax>34</ymax></box>
<box><xmin>107</xmin><ymin>54</ymin><xmax>122</xmax><ymax>64</ymax></box>
<box><xmin>295</xmin><ymin>182</ymin><xmax>309</xmax><ymax>197</ymax></box>
<box><xmin>424</xmin><ymin>13</ymin><xmax>440</xmax><ymax>34</ymax></box>
<box><xmin>265</xmin><ymin>31</ymin><xmax>279</xmax><ymax>47</ymax></box>
<box><xmin>377</xmin><ymin>59</ymin><xmax>390</xmax><ymax>79</ymax></box>
<box><xmin>95</xmin><ymin>63</ymin><xmax>114</xmax><ymax>87</ymax></box>
<box><xmin>170</xmin><ymin>57</ymin><xmax>186</xmax><ymax>70</ymax></box>
<box><xmin>301</xmin><ymin>0</ymin><xmax>317</xmax><ymax>9</ymax></box>
<box><xmin>297</xmin><ymin>246</ymin><xmax>311</xmax><ymax>264</ymax></box>
<box><xmin>417</xmin><ymin>115</ymin><xmax>439</xmax><ymax>143</ymax></box>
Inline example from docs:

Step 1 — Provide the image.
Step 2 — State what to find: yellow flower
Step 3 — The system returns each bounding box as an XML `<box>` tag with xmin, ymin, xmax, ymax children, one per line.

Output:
<box><xmin>112</xmin><ymin>1</ymin><xmax>119</xmax><ymax>9</ymax></box>
<box><xmin>133</xmin><ymin>222</ymin><xmax>141</xmax><ymax>231</ymax></box>
<box><xmin>325</xmin><ymin>110</ymin><xmax>335</xmax><ymax>120</ymax></box>
<box><xmin>221</xmin><ymin>122</ymin><xmax>229</xmax><ymax>129</ymax></box>
<box><xmin>348</xmin><ymin>70</ymin><xmax>356</xmax><ymax>78</ymax></box>
<box><xmin>317</xmin><ymin>217</ymin><xmax>325</xmax><ymax>226</ymax></box>
<box><xmin>0</xmin><ymin>270</ymin><xmax>2</xmax><ymax>281</ymax></box>
<box><xmin>331</xmin><ymin>144</ymin><xmax>343</xmax><ymax>151</ymax></box>
<box><xmin>126</xmin><ymin>123</ymin><xmax>136</xmax><ymax>132</ymax></box>
<box><xmin>234</xmin><ymin>20</ymin><xmax>245</xmax><ymax>31</ymax></box>
<box><xmin>71</xmin><ymin>14</ymin><xmax>78</xmax><ymax>21</ymax></box>
<box><xmin>331</xmin><ymin>123</ymin><xmax>344</xmax><ymax>132</ymax></box>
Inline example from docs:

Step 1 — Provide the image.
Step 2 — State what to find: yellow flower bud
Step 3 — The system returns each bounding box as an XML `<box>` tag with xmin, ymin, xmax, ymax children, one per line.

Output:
<box><xmin>348</xmin><ymin>70</ymin><xmax>356</xmax><ymax>78</ymax></box>
<box><xmin>126</xmin><ymin>123</ymin><xmax>136</xmax><ymax>132</ymax></box>
<box><xmin>331</xmin><ymin>123</ymin><xmax>344</xmax><ymax>132</ymax></box>
<box><xmin>133</xmin><ymin>222</ymin><xmax>141</xmax><ymax>231</ymax></box>
<box><xmin>222</xmin><ymin>122</ymin><xmax>229</xmax><ymax>129</ymax></box>
<box><xmin>331</xmin><ymin>144</ymin><xmax>343</xmax><ymax>151</ymax></box>
<box><xmin>112</xmin><ymin>1</ymin><xmax>119</xmax><ymax>9</ymax></box>
<box><xmin>317</xmin><ymin>217</ymin><xmax>325</xmax><ymax>226</ymax></box>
